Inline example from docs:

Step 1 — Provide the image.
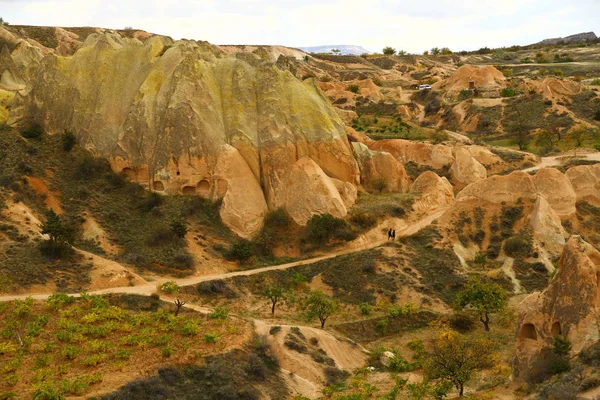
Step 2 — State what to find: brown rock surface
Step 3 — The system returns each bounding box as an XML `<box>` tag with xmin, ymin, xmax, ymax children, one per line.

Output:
<box><xmin>369</xmin><ymin>139</ymin><xmax>454</xmax><ymax>169</ymax></box>
<box><xmin>410</xmin><ymin>171</ymin><xmax>454</xmax><ymax>212</ymax></box>
<box><xmin>513</xmin><ymin>236</ymin><xmax>600</xmax><ymax>382</ymax></box>
<box><xmin>531</xmin><ymin>167</ymin><xmax>576</xmax><ymax>215</ymax></box>
<box><xmin>352</xmin><ymin>142</ymin><xmax>410</xmax><ymax>193</ymax></box>
<box><xmin>528</xmin><ymin>195</ymin><xmax>567</xmax><ymax>258</ymax></box>
<box><xmin>566</xmin><ymin>164</ymin><xmax>600</xmax><ymax>207</ymax></box>
<box><xmin>457</xmin><ymin>171</ymin><xmax>537</xmax><ymax>204</ymax></box>
<box><xmin>284</xmin><ymin>157</ymin><xmax>348</xmax><ymax>226</ymax></box>
<box><xmin>435</xmin><ymin>65</ymin><xmax>506</xmax><ymax>91</ymax></box>
<box><xmin>450</xmin><ymin>146</ymin><xmax>487</xmax><ymax>185</ymax></box>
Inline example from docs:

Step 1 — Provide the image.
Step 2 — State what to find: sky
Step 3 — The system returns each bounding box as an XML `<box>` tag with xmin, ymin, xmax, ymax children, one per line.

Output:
<box><xmin>1</xmin><ymin>0</ymin><xmax>599</xmax><ymax>53</ymax></box>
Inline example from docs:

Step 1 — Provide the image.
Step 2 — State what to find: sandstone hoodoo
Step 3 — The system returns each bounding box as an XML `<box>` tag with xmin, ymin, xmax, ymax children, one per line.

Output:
<box><xmin>6</xmin><ymin>31</ymin><xmax>361</xmax><ymax>236</ymax></box>
<box><xmin>410</xmin><ymin>171</ymin><xmax>454</xmax><ymax>212</ymax></box>
<box><xmin>351</xmin><ymin>142</ymin><xmax>410</xmax><ymax>193</ymax></box>
<box><xmin>513</xmin><ymin>236</ymin><xmax>600</xmax><ymax>382</ymax></box>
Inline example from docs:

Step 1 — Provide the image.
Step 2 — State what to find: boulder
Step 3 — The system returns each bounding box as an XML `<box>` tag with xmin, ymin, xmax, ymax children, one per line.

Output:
<box><xmin>380</xmin><ymin>351</ymin><xmax>396</xmax><ymax>367</ymax></box>
<box><xmin>565</xmin><ymin>164</ymin><xmax>600</xmax><ymax>207</ymax></box>
<box><xmin>352</xmin><ymin>142</ymin><xmax>410</xmax><ymax>193</ymax></box>
<box><xmin>529</xmin><ymin>195</ymin><xmax>567</xmax><ymax>258</ymax></box>
<box><xmin>531</xmin><ymin>168</ymin><xmax>576</xmax><ymax>215</ymax></box>
<box><xmin>457</xmin><ymin>171</ymin><xmax>537</xmax><ymax>204</ymax></box>
<box><xmin>450</xmin><ymin>146</ymin><xmax>487</xmax><ymax>185</ymax></box>
<box><xmin>513</xmin><ymin>236</ymin><xmax>600</xmax><ymax>382</ymax></box>
<box><xmin>330</xmin><ymin>177</ymin><xmax>358</xmax><ymax>209</ymax></box>
<box><xmin>284</xmin><ymin>157</ymin><xmax>348</xmax><ymax>226</ymax></box>
<box><xmin>368</xmin><ymin>139</ymin><xmax>454</xmax><ymax>170</ymax></box>
<box><xmin>410</xmin><ymin>171</ymin><xmax>454</xmax><ymax>212</ymax></box>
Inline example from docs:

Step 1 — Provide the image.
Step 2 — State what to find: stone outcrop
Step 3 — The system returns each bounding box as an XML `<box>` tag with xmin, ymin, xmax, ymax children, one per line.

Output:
<box><xmin>7</xmin><ymin>31</ymin><xmax>361</xmax><ymax>237</ymax></box>
<box><xmin>566</xmin><ymin>164</ymin><xmax>600</xmax><ymax>207</ymax></box>
<box><xmin>450</xmin><ymin>146</ymin><xmax>487</xmax><ymax>185</ymax></box>
<box><xmin>369</xmin><ymin>139</ymin><xmax>454</xmax><ymax>169</ymax></box>
<box><xmin>513</xmin><ymin>236</ymin><xmax>600</xmax><ymax>382</ymax></box>
<box><xmin>284</xmin><ymin>157</ymin><xmax>349</xmax><ymax>226</ymax></box>
<box><xmin>457</xmin><ymin>168</ymin><xmax>576</xmax><ymax>215</ymax></box>
<box><xmin>410</xmin><ymin>171</ymin><xmax>454</xmax><ymax>213</ymax></box>
<box><xmin>352</xmin><ymin>142</ymin><xmax>410</xmax><ymax>193</ymax></box>
<box><xmin>528</xmin><ymin>195</ymin><xmax>567</xmax><ymax>258</ymax></box>
<box><xmin>531</xmin><ymin>168</ymin><xmax>576</xmax><ymax>215</ymax></box>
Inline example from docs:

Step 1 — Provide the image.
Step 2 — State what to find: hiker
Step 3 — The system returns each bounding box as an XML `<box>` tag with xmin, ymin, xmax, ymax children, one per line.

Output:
<box><xmin>387</xmin><ymin>228</ymin><xmax>392</xmax><ymax>240</ymax></box>
<box><xmin>391</xmin><ymin>229</ymin><xmax>396</xmax><ymax>241</ymax></box>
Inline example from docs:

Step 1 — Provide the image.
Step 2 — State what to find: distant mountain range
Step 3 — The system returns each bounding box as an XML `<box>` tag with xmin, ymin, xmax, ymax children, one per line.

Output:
<box><xmin>533</xmin><ymin>31</ymin><xmax>597</xmax><ymax>46</ymax></box>
<box><xmin>298</xmin><ymin>45</ymin><xmax>371</xmax><ymax>55</ymax></box>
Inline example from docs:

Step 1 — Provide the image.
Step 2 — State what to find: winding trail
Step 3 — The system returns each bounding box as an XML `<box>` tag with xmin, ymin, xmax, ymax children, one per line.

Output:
<box><xmin>0</xmin><ymin>208</ymin><xmax>447</xmax><ymax>303</ymax></box>
<box><xmin>522</xmin><ymin>150</ymin><xmax>600</xmax><ymax>172</ymax></box>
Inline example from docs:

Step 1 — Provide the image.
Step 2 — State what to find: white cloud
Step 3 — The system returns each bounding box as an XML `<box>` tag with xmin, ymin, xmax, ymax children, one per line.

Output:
<box><xmin>1</xmin><ymin>0</ymin><xmax>598</xmax><ymax>52</ymax></box>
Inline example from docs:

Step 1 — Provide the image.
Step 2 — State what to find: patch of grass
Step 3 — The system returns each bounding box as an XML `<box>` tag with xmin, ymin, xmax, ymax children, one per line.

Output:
<box><xmin>350</xmin><ymin>191</ymin><xmax>414</xmax><ymax>219</ymax></box>
<box><xmin>513</xmin><ymin>260</ymin><xmax>549</xmax><ymax>292</ymax></box>
<box><xmin>334</xmin><ymin>311</ymin><xmax>436</xmax><ymax>343</ymax></box>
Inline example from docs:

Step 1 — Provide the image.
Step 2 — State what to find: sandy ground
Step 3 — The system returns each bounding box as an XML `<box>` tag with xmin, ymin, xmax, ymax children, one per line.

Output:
<box><xmin>523</xmin><ymin>150</ymin><xmax>600</xmax><ymax>172</ymax></box>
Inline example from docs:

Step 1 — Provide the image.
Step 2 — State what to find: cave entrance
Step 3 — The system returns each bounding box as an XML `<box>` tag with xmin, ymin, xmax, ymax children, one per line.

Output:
<box><xmin>551</xmin><ymin>321</ymin><xmax>562</xmax><ymax>337</ymax></box>
<box><xmin>153</xmin><ymin>181</ymin><xmax>165</xmax><ymax>191</ymax></box>
<box><xmin>519</xmin><ymin>323</ymin><xmax>538</xmax><ymax>340</ymax></box>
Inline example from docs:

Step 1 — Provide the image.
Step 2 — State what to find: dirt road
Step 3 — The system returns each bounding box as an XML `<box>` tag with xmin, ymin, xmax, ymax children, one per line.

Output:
<box><xmin>522</xmin><ymin>150</ymin><xmax>600</xmax><ymax>172</ymax></box>
<box><xmin>0</xmin><ymin>208</ymin><xmax>447</xmax><ymax>303</ymax></box>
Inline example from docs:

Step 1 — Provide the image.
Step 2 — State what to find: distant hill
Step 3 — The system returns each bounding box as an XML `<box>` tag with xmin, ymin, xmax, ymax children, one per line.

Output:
<box><xmin>534</xmin><ymin>31</ymin><xmax>597</xmax><ymax>46</ymax></box>
<box><xmin>298</xmin><ymin>45</ymin><xmax>371</xmax><ymax>55</ymax></box>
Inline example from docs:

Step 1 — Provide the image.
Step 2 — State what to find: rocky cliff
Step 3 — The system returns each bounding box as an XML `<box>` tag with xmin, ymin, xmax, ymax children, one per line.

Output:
<box><xmin>513</xmin><ymin>236</ymin><xmax>600</xmax><ymax>382</ymax></box>
<box><xmin>5</xmin><ymin>31</ymin><xmax>361</xmax><ymax>238</ymax></box>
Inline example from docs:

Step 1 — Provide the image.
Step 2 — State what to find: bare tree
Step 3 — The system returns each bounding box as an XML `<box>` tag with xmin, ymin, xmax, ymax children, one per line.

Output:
<box><xmin>174</xmin><ymin>298</ymin><xmax>186</xmax><ymax>316</ymax></box>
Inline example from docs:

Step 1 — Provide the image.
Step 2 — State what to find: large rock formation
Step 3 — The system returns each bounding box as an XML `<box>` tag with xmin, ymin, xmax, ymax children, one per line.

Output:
<box><xmin>566</xmin><ymin>164</ymin><xmax>600</xmax><ymax>207</ymax></box>
<box><xmin>369</xmin><ymin>139</ymin><xmax>454</xmax><ymax>169</ymax></box>
<box><xmin>284</xmin><ymin>157</ymin><xmax>349</xmax><ymax>225</ymax></box>
<box><xmin>531</xmin><ymin>168</ymin><xmax>576</xmax><ymax>215</ymax></box>
<box><xmin>450</xmin><ymin>146</ymin><xmax>487</xmax><ymax>185</ymax></box>
<box><xmin>513</xmin><ymin>236</ymin><xmax>600</xmax><ymax>382</ymax></box>
<box><xmin>7</xmin><ymin>31</ymin><xmax>361</xmax><ymax>237</ymax></box>
<box><xmin>457</xmin><ymin>168</ymin><xmax>576</xmax><ymax>215</ymax></box>
<box><xmin>528</xmin><ymin>195</ymin><xmax>567</xmax><ymax>258</ymax></box>
<box><xmin>410</xmin><ymin>171</ymin><xmax>454</xmax><ymax>213</ymax></box>
<box><xmin>352</xmin><ymin>142</ymin><xmax>410</xmax><ymax>193</ymax></box>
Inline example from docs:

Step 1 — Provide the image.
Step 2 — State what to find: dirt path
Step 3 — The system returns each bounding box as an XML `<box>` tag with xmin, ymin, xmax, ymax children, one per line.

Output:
<box><xmin>522</xmin><ymin>150</ymin><xmax>600</xmax><ymax>172</ymax></box>
<box><xmin>0</xmin><ymin>208</ymin><xmax>447</xmax><ymax>303</ymax></box>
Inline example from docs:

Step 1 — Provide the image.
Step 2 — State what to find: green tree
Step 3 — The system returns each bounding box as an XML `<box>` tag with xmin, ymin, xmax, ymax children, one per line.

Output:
<box><xmin>454</xmin><ymin>277</ymin><xmax>507</xmax><ymax>331</ymax></box>
<box><xmin>397</xmin><ymin>50</ymin><xmax>407</xmax><ymax>56</ymax></box>
<box><xmin>430</xmin><ymin>47</ymin><xmax>441</xmax><ymax>56</ymax></box>
<box><xmin>383</xmin><ymin>46</ymin><xmax>396</xmax><ymax>55</ymax></box>
<box><xmin>567</xmin><ymin>127</ymin><xmax>597</xmax><ymax>149</ymax></box>
<box><xmin>424</xmin><ymin>331</ymin><xmax>495</xmax><ymax>397</ymax></box>
<box><xmin>305</xmin><ymin>291</ymin><xmax>338</xmax><ymax>328</ymax></box>
<box><xmin>169</xmin><ymin>218</ymin><xmax>188</xmax><ymax>238</ymax></box>
<box><xmin>507</xmin><ymin>123</ymin><xmax>531</xmax><ymax>151</ymax></box>
<box><xmin>331</xmin><ymin>48</ymin><xmax>341</xmax><ymax>55</ymax></box>
<box><xmin>263</xmin><ymin>285</ymin><xmax>284</xmax><ymax>315</ymax></box>
<box><xmin>40</xmin><ymin>210</ymin><xmax>74</xmax><ymax>257</ymax></box>
<box><xmin>0</xmin><ymin>17</ymin><xmax>8</xmax><ymax>26</ymax></box>
<box><xmin>61</xmin><ymin>130</ymin><xmax>77</xmax><ymax>151</ymax></box>
<box><xmin>440</xmin><ymin>47</ymin><xmax>452</xmax><ymax>55</ymax></box>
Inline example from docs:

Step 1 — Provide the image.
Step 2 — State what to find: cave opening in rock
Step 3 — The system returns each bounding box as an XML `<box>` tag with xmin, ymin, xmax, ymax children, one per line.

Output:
<box><xmin>153</xmin><ymin>181</ymin><xmax>165</xmax><ymax>191</ymax></box>
<box><xmin>519</xmin><ymin>323</ymin><xmax>538</xmax><ymax>340</ymax></box>
<box><xmin>182</xmin><ymin>186</ymin><xmax>195</xmax><ymax>195</ymax></box>
<box><xmin>197</xmin><ymin>180</ymin><xmax>210</xmax><ymax>196</ymax></box>
<box><xmin>121</xmin><ymin>167</ymin><xmax>135</xmax><ymax>180</ymax></box>
<box><xmin>551</xmin><ymin>321</ymin><xmax>562</xmax><ymax>337</ymax></box>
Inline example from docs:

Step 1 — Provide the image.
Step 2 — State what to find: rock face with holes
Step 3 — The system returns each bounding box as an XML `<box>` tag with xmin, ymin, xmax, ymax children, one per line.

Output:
<box><xmin>351</xmin><ymin>142</ymin><xmax>410</xmax><ymax>193</ymax></box>
<box><xmin>566</xmin><ymin>164</ymin><xmax>600</xmax><ymax>207</ymax></box>
<box><xmin>7</xmin><ymin>31</ymin><xmax>361</xmax><ymax>237</ymax></box>
<box><xmin>513</xmin><ymin>236</ymin><xmax>600</xmax><ymax>382</ymax></box>
<box><xmin>410</xmin><ymin>171</ymin><xmax>454</xmax><ymax>213</ymax></box>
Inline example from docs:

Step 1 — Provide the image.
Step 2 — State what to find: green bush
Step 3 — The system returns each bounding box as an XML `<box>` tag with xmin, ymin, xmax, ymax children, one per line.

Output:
<box><xmin>203</xmin><ymin>333</ymin><xmax>219</xmax><ymax>343</ymax></box>
<box><xmin>500</xmin><ymin>88</ymin><xmax>518</xmax><ymax>97</ymax></box>
<box><xmin>503</xmin><ymin>235</ymin><xmax>532</xmax><ymax>258</ymax></box>
<box><xmin>208</xmin><ymin>306</ymin><xmax>228</xmax><ymax>320</ymax></box>
<box><xmin>474</xmin><ymin>252</ymin><xmax>487</xmax><ymax>264</ymax></box>
<box><xmin>591</xmin><ymin>78</ymin><xmax>600</xmax><ymax>86</ymax></box>
<box><xmin>228</xmin><ymin>239</ymin><xmax>254</xmax><ymax>261</ymax></box>
<box><xmin>371</xmin><ymin>177</ymin><xmax>388</xmax><ymax>193</ymax></box>
<box><xmin>20</xmin><ymin>122</ymin><xmax>43</xmax><ymax>139</ymax></box>
<box><xmin>302</xmin><ymin>214</ymin><xmax>357</xmax><ymax>247</ymax></box>
<box><xmin>169</xmin><ymin>219</ymin><xmax>188</xmax><ymax>238</ymax></box>
<box><xmin>358</xmin><ymin>303</ymin><xmax>372</xmax><ymax>315</ymax></box>
<box><xmin>61</xmin><ymin>130</ymin><xmax>77</xmax><ymax>151</ymax></box>
<box><xmin>349</xmin><ymin>212</ymin><xmax>377</xmax><ymax>230</ymax></box>
<box><xmin>347</xmin><ymin>84</ymin><xmax>360</xmax><ymax>94</ymax></box>
<box><xmin>160</xmin><ymin>281</ymin><xmax>179</xmax><ymax>294</ymax></box>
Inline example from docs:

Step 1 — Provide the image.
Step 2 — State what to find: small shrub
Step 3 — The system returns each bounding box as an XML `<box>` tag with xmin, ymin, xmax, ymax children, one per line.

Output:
<box><xmin>160</xmin><ymin>281</ymin><xmax>179</xmax><ymax>294</ymax></box>
<box><xmin>208</xmin><ymin>306</ymin><xmax>228</xmax><ymax>320</ymax></box>
<box><xmin>500</xmin><ymin>88</ymin><xmax>517</xmax><ymax>97</ymax></box>
<box><xmin>60</xmin><ymin>345</ymin><xmax>81</xmax><ymax>360</ymax></box>
<box><xmin>474</xmin><ymin>252</ymin><xmax>487</xmax><ymax>264</ymax></box>
<box><xmin>61</xmin><ymin>130</ymin><xmax>77</xmax><ymax>151</ymax></box>
<box><xmin>324</xmin><ymin>366</ymin><xmax>350</xmax><ymax>386</ymax></box>
<box><xmin>161</xmin><ymin>344</ymin><xmax>174</xmax><ymax>357</ymax></box>
<box><xmin>503</xmin><ymin>235</ymin><xmax>532</xmax><ymax>258</ymax></box>
<box><xmin>20</xmin><ymin>122</ymin><xmax>43</xmax><ymax>139</ymax></box>
<box><xmin>269</xmin><ymin>326</ymin><xmax>282</xmax><ymax>335</ymax></box>
<box><xmin>347</xmin><ymin>84</ymin><xmax>360</xmax><ymax>94</ymax></box>
<box><xmin>359</xmin><ymin>303</ymin><xmax>372</xmax><ymax>315</ymax></box>
<box><xmin>46</xmin><ymin>293</ymin><xmax>75</xmax><ymax>310</ymax></box>
<box><xmin>350</xmin><ymin>212</ymin><xmax>377</xmax><ymax>230</ymax></box>
<box><xmin>203</xmin><ymin>333</ymin><xmax>219</xmax><ymax>343</ymax></box>
<box><xmin>430</xmin><ymin>130</ymin><xmax>449</xmax><ymax>144</ymax></box>
<box><xmin>169</xmin><ymin>219</ymin><xmax>187</xmax><ymax>238</ymax></box>
<box><xmin>228</xmin><ymin>239</ymin><xmax>254</xmax><ymax>261</ymax></box>
<box><xmin>302</xmin><ymin>213</ymin><xmax>356</xmax><ymax>247</ymax></box>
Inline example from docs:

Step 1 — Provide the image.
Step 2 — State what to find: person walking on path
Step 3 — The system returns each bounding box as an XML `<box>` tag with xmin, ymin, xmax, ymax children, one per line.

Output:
<box><xmin>391</xmin><ymin>229</ymin><xmax>396</xmax><ymax>240</ymax></box>
<box><xmin>387</xmin><ymin>228</ymin><xmax>393</xmax><ymax>240</ymax></box>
